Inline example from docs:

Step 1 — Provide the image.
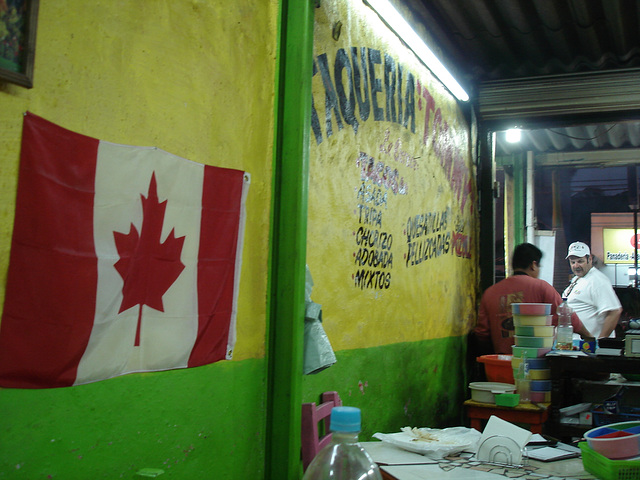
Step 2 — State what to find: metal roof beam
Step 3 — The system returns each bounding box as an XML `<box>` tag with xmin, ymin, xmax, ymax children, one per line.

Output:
<box><xmin>478</xmin><ymin>68</ymin><xmax>640</xmax><ymax>129</ymax></box>
<box><xmin>535</xmin><ymin>147</ymin><xmax>640</xmax><ymax>167</ymax></box>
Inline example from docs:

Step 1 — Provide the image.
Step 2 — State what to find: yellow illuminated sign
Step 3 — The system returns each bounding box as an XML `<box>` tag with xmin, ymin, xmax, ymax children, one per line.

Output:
<box><xmin>603</xmin><ymin>228</ymin><xmax>639</xmax><ymax>263</ymax></box>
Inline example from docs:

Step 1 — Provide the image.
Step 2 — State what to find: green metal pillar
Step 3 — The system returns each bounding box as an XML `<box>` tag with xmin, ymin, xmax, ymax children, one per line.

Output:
<box><xmin>512</xmin><ymin>153</ymin><xmax>525</xmax><ymax>248</ymax></box>
<box><xmin>265</xmin><ymin>0</ymin><xmax>314</xmax><ymax>479</ymax></box>
<box><xmin>497</xmin><ymin>153</ymin><xmax>525</xmax><ymax>273</ymax></box>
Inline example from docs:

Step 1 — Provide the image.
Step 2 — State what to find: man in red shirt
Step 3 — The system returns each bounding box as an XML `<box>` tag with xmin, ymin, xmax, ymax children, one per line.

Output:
<box><xmin>474</xmin><ymin>243</ymin><xmax>593</xmax><ymax>354</ymax></box>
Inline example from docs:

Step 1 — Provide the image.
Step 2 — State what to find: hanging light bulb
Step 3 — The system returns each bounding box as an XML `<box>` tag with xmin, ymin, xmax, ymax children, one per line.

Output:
<box><xmin>506</xmin><ymin>128</ymin><xmax>522</xmax><ymax>143</ymax></box>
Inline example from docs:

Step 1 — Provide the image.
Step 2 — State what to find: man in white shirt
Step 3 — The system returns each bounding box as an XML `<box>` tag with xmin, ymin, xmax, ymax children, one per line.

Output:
<box><xmin>562</xmin><ymin>242</ymin><xmax>622</xmax><ymax>339</ymax></box>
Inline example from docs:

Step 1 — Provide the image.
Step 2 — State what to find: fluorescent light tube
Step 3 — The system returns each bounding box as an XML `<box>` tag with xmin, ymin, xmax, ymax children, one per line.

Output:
<box><xmin>364</xmin><ymin>0</ymin><xmax>469</xmax><ymax>102</ymax></box>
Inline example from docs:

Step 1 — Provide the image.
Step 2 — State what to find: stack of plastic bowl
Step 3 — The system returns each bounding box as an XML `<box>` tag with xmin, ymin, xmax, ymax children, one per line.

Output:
<box><xmin>511</xmin><ymin>356</ymin><xmax>551</xmax><ymax>401</ymax></box>
<box><xmin>529</xmin><ymin>378</ymin><xmax>552</xmax><ymax>402</ymax></box>
<box><xmin>511</xmin><ymin>303</ymin><xmax>553</xmax><ymax>402</ymax></box>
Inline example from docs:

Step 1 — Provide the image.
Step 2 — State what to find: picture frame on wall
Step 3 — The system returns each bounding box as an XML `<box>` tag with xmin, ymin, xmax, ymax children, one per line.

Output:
<box><xmin>0</xmin><ymin>0</ymin><xmax>39</xmax><ymax>88</ymax></box>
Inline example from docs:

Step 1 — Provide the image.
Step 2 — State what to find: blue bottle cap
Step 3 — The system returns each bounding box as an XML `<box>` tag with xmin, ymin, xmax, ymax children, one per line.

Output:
<box><xmin>330</xmin><ymin>406</ymin><xmax>361</xmax><ymax>432</ymax></box>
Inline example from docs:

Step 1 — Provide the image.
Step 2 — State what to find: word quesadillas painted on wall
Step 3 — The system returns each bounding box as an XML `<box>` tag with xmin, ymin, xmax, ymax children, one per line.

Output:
<box><xmin>0</xmin><ymin>113</ymin><xmax>250</xmax><ymax>388</ymax></box>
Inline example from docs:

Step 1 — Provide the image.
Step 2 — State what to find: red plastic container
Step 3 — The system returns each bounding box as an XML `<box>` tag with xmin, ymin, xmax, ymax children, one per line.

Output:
<box><xmin>477</xmin><ymin>354</ymin><xmax>514</xmax><ymax>384</ymax></box>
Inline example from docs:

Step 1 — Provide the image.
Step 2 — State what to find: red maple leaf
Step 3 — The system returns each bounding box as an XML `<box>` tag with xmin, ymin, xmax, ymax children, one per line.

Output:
<box><xmin>113</xmin><ymin>173</ymin><xmax>186</xmax><ymax>346</ymax></box>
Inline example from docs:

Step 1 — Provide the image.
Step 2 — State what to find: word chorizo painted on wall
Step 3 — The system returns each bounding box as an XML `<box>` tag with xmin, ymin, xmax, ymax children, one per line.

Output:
<box><xmin>353</xmin><ymin>151</ymin><xmax>405</xmax><ymax>289</ymax></box>
<box><xmin>312</xmin><ymin>48</ymin><xmax>416</xmax><ymax>143</ymax></box>
<box><xmin>416</xmin><ymin>80</ymin><xmax>474</xmax><ymax>215</ymax></box>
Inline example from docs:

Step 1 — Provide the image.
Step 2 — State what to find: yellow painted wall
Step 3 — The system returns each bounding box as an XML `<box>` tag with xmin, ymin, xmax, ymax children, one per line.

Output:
<box><xmin>307</xmin><ymin>0</ymin><xmax>478</xmax><ymax>351</ymax></box>
<box><xmin>0</xmin><ymin>0</ymin><xmax>276</xmax><ymax>360</ymax></box>
<box><xmin>1</xmin><ymin>2</ymin><xmax>276</xmax><ymax>478</ymax></box>
<box><xmin>0</xmin><ymin>0</ymin><xmax>480</xmax><ymax>476</ymax></box>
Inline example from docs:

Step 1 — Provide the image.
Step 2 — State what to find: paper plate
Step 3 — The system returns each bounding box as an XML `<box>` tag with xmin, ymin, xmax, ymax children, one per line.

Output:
<box><xmin>372</xmin><ymin>427</ymin><xmax>481</xmax><ymax>458</ymax></box>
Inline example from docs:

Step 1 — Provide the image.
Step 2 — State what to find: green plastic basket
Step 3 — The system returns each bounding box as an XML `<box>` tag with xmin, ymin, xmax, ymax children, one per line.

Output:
<box><xmin>579</xmin><ymin>442</ymin><xmax>640</xmax><ymax>480</ymax></box>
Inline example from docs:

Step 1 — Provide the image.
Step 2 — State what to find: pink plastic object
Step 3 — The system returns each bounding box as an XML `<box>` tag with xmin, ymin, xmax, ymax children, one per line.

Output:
<box><xmin>301</xmin><ymin>391</ymin><xmax>343</xmax><ymax>471</ymax></box>
<box><xmin>530</xmin><ymin>391</ymin><xmax>551</xmax><ymax>403</ymax></box>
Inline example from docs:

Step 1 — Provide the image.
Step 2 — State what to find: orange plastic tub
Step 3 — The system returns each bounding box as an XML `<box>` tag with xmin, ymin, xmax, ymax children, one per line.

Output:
<box><xmin>477</xmin><ymin>354</ymin><xmax>514</xmax><ymax>384</ymax></box>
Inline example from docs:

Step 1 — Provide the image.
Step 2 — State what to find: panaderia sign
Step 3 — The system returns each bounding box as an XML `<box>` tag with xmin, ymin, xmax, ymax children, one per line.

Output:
<box><xmin>603</xmin><ymin>228</ymin><xmax>640</xmax><ymax>263</ymax></box>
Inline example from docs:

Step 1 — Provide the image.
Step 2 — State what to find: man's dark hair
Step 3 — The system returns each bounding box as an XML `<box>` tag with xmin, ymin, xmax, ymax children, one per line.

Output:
<box><xmin>512</xmin><ymin>243</ymin><xmax>542</xmax><ymax>270</ymax></box>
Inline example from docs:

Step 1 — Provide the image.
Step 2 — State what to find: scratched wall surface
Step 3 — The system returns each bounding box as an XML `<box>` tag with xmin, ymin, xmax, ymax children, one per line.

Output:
<box><xmin>0</xmin><ymin>1</ymin><xmax>275</xmax><ymax>478</ymax></box>
<box><xmin>303</xmin><ymin>0</ymin><xmax>478</xmax><ymax>430</ymax></box>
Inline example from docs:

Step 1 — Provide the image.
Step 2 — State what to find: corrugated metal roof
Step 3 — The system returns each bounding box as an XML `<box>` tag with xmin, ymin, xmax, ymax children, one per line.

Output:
<box><xmin>411</xmin><ymin>0</ymin><xmax>640</xmax><ymax>85</ymax></box>
<box><xmin>405</xmin><ymin>0</ymin><xmax>640</xmax><ymax>157</ymax></box>
<box><xmin>498</xmin><ymin>121</ymin><xmax>640</xmax><ymax>158</ymax></box>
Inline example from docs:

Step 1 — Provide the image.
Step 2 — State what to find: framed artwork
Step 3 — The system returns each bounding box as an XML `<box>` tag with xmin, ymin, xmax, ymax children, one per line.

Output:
<box><xmin>0</xmin><ymin>0</ymin><xmax>39</xmax><ymax>88</ymax></box>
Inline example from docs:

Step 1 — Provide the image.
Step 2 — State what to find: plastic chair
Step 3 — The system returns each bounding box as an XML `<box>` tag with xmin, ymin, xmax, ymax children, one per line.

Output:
<box><xmin>301</xmin><ymin>391</ymin><xmax>342</xmax><ymax>471</ymax></box>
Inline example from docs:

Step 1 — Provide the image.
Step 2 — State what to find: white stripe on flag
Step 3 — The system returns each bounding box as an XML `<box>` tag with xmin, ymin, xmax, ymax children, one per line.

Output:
<box><xmin>75</xmin><ymin>143</ymin><xmax>205</xmax><ymax>384</ymax></box>
<box><xmin>226</xmin><ymin>172</ymin><xmax>250</xmax><ymax>359</ymax></box>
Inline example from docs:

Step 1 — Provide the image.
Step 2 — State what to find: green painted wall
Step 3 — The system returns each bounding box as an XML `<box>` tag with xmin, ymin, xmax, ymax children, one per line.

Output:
<box><xmin>0</xmin><ymin>1</ymin><xmax>277</xmax><ymax>478</ymax></box>
<box><xmin>302</xmin><ymin>336</ymin><xmax>468</xmax><ymax>441</ymax></box>
<box><xmin>1</xmin><ymin>359</ymin><xmax>265</xmax><ymax>479</ymax></box>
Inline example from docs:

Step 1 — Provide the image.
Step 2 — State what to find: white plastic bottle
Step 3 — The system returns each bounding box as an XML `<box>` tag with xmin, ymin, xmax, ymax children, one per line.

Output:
<box><xmin>302</xmin><ymin>406</ymin><xmax>382</xmax><ymax>480</ymax></box>
<box><xmin>556</xmin><ymin>298</ymin><xmax>574</xmax><ymax>350</ymax></box>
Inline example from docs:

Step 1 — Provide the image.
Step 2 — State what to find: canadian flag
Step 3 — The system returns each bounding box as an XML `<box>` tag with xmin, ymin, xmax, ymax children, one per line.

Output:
<box><xmin>0</xmin><ymin>113</ymin><xmax>250</xmax><ymax>388</ymax></box>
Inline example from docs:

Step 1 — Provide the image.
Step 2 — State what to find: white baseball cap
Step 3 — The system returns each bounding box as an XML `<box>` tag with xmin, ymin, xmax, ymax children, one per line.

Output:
<box><xmin>566</xmin><ymin>241</ymin><xmax>590</xmax><ymax>259</ymax></box>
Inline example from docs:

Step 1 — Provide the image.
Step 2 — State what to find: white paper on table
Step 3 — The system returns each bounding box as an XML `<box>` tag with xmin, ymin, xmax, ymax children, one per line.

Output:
<box><xmin>545</xmin><ymin>350</ymin><xmax>588</xmax><ymax>357</ymax></box>
<box><xmin>360</xmin><ymin>441</ymin><xmax>438</xmax><ymax>465</ymax></box>
<box><xmin>372</xmin><ymin>427</ymin><xmax>480</xmax><ymax>458</ymax></box>
<box><xmin>381</xmin><ymin>464</ymin><xmax>510</xmax><ymax>480</ymax></box>
<box><xmin>526</xmin><ymin>446</ymin><xmax>580</xmax><ymax>462</ymax></box>
<box><xmin>527</xmin><ymin>433</ymin><xmax>547</xmax><ymax>444</ymax></box>
<box><xmin>476</xmin><ymin>416</ymin><xmax>532</xmax><ymax>465</ymax></box>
